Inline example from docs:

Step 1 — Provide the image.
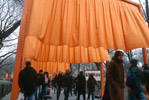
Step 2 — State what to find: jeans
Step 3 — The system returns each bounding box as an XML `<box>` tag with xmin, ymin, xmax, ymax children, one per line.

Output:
<box><xmin>56</xmin><ymin>85</ymin><xmax>61</xmax><ymax>100</ymax></box>
<box><xmin>25</xmin><ymin>93</ymin><xmax>34</xmax><ymax>100</ymax></box>
<box><xmin>44</xmin><ymin>86</ymin><xmax>48</xmax><ymax>96</ymax></box>
<box><xmin>128</xmin><ymin>85</ymin><xmax>146</xmax><ymax>100</ymax></box>
<box><xmin>88</xmin><ymin>91</ymin><xmax>95</xmax><ymax>100</ymax></box>
<box><xmin>64</xmin><ymin>87</ymin><xmax>69</xmax><ymax>100</ymax></box>
<box><xmin>38</xmin><ymin>85</ymin><xmax>43</xmax><ymax>100</ymax></box>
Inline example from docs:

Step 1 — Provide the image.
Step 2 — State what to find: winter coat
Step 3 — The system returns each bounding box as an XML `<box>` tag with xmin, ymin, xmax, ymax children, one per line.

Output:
<box><xmin>55</xmin><ymin>74</ymin><xmax>64</xmax><ymax>87</ymax></box>
<box><xmin>36</xmin><ymin>73</ymin><xmax>45</xmax><ymax>86</ymax></box>
<box><xmin>52</xmin><ymin>78</ymin><xmax>56</xmax><ymax>87</ymax></box>
<box><xmin>102</xmin><ymin>82</ymin><xmax>110</xmax><ymax>100</ymax></box>
<box><xmin>43</xmin><ymin>77</ymin><xmax>50</xmax><ymax>87</ymax></box>
<box><xmin>126</xmin><ymin>66</ymin><xmax>142</xmax><ymax>88</ymax></box>
<box><xmin>106</xmin><ymin>60</ymin><xmax>124</xmax><ymax>100</ymax></box>
<box><xmin>142</xmin><ymin>69</ymin><xmax>149</xmax><ymax>92</ymax></box>
<box><xmin>77</xmin><ymin>74</ymin><xmax>86</xmax><ymax>94</ymax></box>
<box><xmin>87</xmin><ymin>77</ymin><xmax>96</xmax><ymax>92</ymax></box>
<box><xmin>63</xmin><ymin>73</ymin><xmax>72</xmax><ymax>88</ymax></box>
<box><xmin>18</xmin><ymin>66</ymin><xmax>37</xmax><ymax>96</ymax></box>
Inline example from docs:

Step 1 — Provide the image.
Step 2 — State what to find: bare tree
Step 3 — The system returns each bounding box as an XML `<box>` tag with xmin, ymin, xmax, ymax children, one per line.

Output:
<box><xmin>0</xmin><ymin>0</ymin><xmax>23</xmax><ymax>48</ymax></box>
<box><xmin>0</xmin><ymin>0</ymin><xmax>23</xmax><ymax>77</ymax></box>
<box><xmin>138</xmin><ymin>0</ymin><xmax>147</xmax><ymax>22</ymax></box>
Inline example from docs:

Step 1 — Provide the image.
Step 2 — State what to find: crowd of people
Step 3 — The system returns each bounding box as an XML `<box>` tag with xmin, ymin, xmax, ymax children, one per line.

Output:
<box><xmin>18</xmin><ymin>51</ymin><xmax>149</xmax><ymax>100</ymax></box>
<box><xmin>18</xmin><ymin>61</ymin><xmax>97</xmax><ymax>100</ymax></box>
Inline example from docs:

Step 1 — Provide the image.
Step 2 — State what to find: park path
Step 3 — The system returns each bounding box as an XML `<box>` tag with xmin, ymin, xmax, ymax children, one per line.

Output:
<box><xmin>2</xmin><ymin>88</ymin><xmax>128</xmax><ymax>100</ymax></box>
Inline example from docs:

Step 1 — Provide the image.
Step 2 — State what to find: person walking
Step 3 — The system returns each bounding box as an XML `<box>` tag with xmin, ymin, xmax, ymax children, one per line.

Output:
<box><xmin>55</xmin><ymin>71</ymin><xmax>64</xmax><ymax>100</ymax></box>
<box><xmin>103</xmin><ymin>51</ymin><xmax>124</xmax><ymax>100</ymax></box>
<box><xmin>43</xmin><ymin>72</ymin><xmax>50</xmax><ymax>100</ymax></box>
<box><xmin>36</xmin><ymin>70</ymin><xmax>45</xmax><ymax>100</ymax></box>
<box><xmin>52</xmin><ymin>75</ymin><xmax>57</xmax><ymax>94</ymax></box>
<box><xmin>63</xmin><ymin>69</ymin><xmax>72</xmax><ymax>100</ymax></box>
<box><xmin>87</xmin><ymin>74</ymin><xmax>96</xmax><ymax>100</ymax></box>
<box><xmin>18</xmin><ymin>61</ymin><xmax>37</xmax><ymax>100</ymax></box>
<box><xmin>76</xmin><ymin>71</ymin><xmax>86</xmax><ymax>100</ymax></box>
<box><xmin>142</xmin><ymin>64</ymin><xmax>149</xmax><ymax>100</ymax></box>
<box><xmin>126</xmin><ymin>59</ymin><xmax>146</xmax><ymax>100</ymax></box>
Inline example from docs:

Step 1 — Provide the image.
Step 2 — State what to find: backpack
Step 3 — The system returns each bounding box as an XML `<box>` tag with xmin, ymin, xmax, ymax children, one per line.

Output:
<box><xmin>126</xmin><ymin>67</ymin><xmax>142</xmax><ymax>88</ymax></box>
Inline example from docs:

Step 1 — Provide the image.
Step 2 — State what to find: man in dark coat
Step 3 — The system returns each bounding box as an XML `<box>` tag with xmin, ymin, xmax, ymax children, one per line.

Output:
<box><xmin>18</xmin><ymin>61</ymin><xmax>37</xmax><ymax>100</ymax></box>
<box><xmin>36</xmin><ymin>70</ymin><xmax>45</xmax><ymax>100</ymax></box>
<box><xmin>87</xmin><ymin>74</ymin><xmax>96</xmax><ymax>100</ymax></box>
<box><xmin>55</xmin><ymin>71</ymin><xmax>64</xmax><ymax>100</ymax></box>
<box><xmin>103</xmin><ymin>51</ymin><xmax>124</xmax><ymax>100</ymax></box>
<box><xmin>76</xmin><ymin>71</ymin><xmax>86</xmax><ymax>100</ymax></box>
<box><xmin>63</xmin><ymin>69</ymin><xmax>72</xmax><ymax>100</ymax></box>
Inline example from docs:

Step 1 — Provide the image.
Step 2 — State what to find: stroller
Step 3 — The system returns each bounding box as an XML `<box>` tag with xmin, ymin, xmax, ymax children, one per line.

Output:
<box><xmin>44</xmin><ymin>87</ymin><xmax>52</xmax><ymax>99</ymax></box>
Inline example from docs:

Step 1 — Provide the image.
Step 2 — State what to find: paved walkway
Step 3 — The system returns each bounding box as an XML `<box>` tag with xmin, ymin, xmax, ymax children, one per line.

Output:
<box><xmin>2</xmin><ymin>88</ymin><xmax>128</xmax><ymax>100</ymax></box>
<box><xmin>1</xmin><ymin>93</ymin><xmax>11</xmax><ymax>100</ymax></box>
<box><xmin>2</xmin><ymin>90</ymin><xmax>103</xmax><ymax>100</ymax></box>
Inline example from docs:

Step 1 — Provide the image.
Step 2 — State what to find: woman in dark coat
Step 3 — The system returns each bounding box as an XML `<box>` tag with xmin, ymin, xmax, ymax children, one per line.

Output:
<box><xmin>77</xmin><ymin>71</ymin><xmax>86</xmax><ymax>100</ymax></box>
<box><xmin>103</xmin><ymin>51</ymin><xmax>124</xmax><ymax>100</ymax></box>
<box><xmin>87</xmin><ymin>74</ymin><xmax>96</xmax><ymax>100</ymax></box>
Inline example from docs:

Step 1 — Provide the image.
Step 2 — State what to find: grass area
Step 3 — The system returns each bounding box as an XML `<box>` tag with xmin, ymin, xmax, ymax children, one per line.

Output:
<box><xmin>0</xmin><ymin>80</ymin><xmax>11</xmax><ymax>85</ymax></box>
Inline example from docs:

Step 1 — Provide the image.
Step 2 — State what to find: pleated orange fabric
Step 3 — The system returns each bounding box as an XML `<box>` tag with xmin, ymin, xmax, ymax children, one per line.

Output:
<box><xmin>23</xmin><ymin>36</ymin><xmax>110</xmax><ymax>63</ymax></box>
<box><xmin>24</xmin><ymin>59</ymin><xmax>70</xmax><ymax>74</ymax></box>
<box><xmin>24</xmin><ymin>0</ymin><xmax>149</xmax><ymax>51</ymax></box>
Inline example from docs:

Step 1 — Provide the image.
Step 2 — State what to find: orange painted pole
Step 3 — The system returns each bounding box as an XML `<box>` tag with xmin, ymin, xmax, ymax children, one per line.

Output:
<box><xmin>100</xmin><ymin>62</ymin><xmax>104</xmax><ymax>97</ymax></box>
<box><xmin>10</xmin><ymin>0</ymin><xmax>28</xmax><ymax>100</ymax></box>
<box><xmin>142</xmin><ymin>48</ymin><xmax>148</xmax><ymax>64</ymax></box>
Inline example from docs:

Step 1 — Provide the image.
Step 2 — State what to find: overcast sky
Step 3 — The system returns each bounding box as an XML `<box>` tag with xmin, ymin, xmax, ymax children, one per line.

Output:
<box><xmin>131</xmin><ymin>0</ymin><xmax>139</xmax><ymax>3</ymax></box>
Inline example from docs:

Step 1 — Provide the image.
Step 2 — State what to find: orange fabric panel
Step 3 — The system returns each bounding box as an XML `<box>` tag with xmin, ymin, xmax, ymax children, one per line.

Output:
<box><xmin>23</xmin><ymin>36</ymin><xmax>110</xmax><ymax>63</ymax></box>
<box><xmin>24</xmin><ymin>0</ymin><xmax>149</xmax><ymax>51</ymax></box>
<box><xmin>23</xmin><ymin>59</ymin><xmax>70</xmax><ymax>74</ymax></box>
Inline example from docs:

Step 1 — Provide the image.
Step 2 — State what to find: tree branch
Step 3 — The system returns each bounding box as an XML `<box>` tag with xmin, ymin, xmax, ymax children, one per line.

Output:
<box><xmin>0</xmin><ymin>53</ymin><xmax>15</xmax><ymax>65</ymax></box>
<box><xmin>1</xmin><ymin>19</ymin><xmax>21</xmax><ymax>39</ymax></box>
<box><xmin>139</xmin><ymin>0</ymin><xmax>147</xmax><ymax>21</ymax></box>
<box><xmin>0</xmin><ymin>61</ymin><xmax>14</xmax><ymax>69</ymax></box>
<box><xmin>3</xmin><ymin>38</ymin><xmax>18</xmax><ymax>42</ymax></box>
<box><xmin>3</xmin><ymin>43</ymin><xmax>17</xmax><ymax>47</ymax></box>
<box><xmin>0</xmin><ymin>50</ymin><xmax>16</xmax><ymax>58</ymax></box>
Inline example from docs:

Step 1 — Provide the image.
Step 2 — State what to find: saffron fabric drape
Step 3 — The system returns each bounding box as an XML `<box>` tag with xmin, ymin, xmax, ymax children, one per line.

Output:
<box><xmin>24</xmin><ymin>58</ymin><xmax>70</xmax><ymax>74</ymax></box>
<box><xmin>23</xmin><ymin>36</ymin><xmax>110</xmax><ymax>64</ymax></box>
<box><xmin>24</xmin><ymin>0</ymin><xmax>149</xmax><ymax>51</ymax></box>
<box><xmin>22</xmin><ymin>0</ymin><xmax>149</xmax><ymax>73</ymax></box>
